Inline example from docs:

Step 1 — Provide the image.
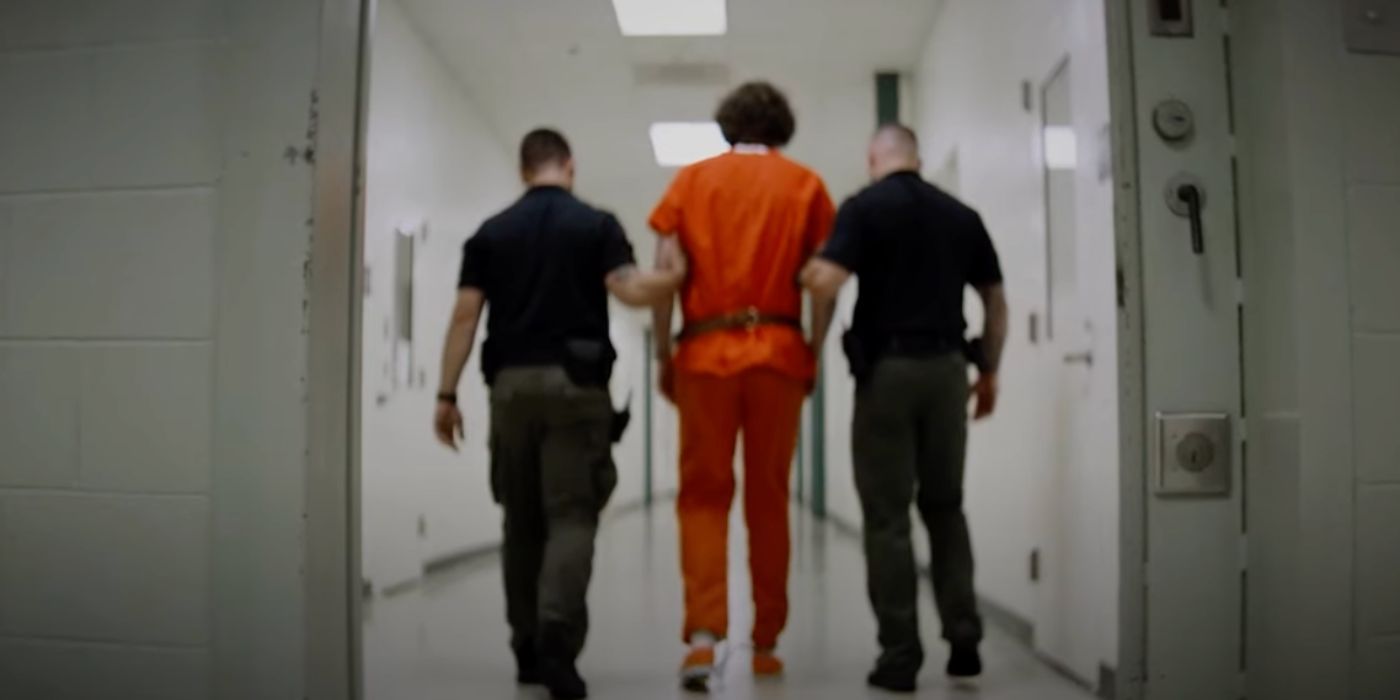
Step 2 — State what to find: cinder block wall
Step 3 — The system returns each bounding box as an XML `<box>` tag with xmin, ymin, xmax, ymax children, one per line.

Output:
<box><xmin>0</xmin><ymin>1</ymin><xmax>327</xmax><ymax>698</ymax></box>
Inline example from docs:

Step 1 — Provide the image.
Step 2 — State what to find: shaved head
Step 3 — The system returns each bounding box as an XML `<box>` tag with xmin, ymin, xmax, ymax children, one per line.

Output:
<box><xmin>868</xmin><ymin>123</ymin><xmax>922</xmax><ymax>180</ymax></box>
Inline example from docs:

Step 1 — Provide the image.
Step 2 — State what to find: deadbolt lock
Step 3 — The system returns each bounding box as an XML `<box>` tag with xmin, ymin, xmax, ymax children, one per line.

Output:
<box><xmin>1155</xmin><ymin>412</ymin><xmax>1231</xmax><ymax>497</ymax></box>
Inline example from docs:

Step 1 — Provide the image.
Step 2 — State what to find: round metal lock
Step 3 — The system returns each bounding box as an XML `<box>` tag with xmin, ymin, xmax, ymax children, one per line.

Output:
<box><xmin>1176</xmin><ymin>432</ymin><xmax>1216</xmax><ymax>473</ymax></box>
<box><xmin>1165</xmin><ymin>173</ymin><xmax>1206</xmax><ymax>217</ymax></box>
<box><xmin>1153</xmin><ymin>99</ymin><xmax>1196</xmax><ymax>143</ymax></box>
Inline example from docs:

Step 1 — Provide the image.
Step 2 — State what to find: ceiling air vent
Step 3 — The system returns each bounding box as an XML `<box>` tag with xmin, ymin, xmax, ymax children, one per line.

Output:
<box><xmin>633</xmin><ymin>62</ymin><xmax>732</xmax><ymax>87</ymax></box>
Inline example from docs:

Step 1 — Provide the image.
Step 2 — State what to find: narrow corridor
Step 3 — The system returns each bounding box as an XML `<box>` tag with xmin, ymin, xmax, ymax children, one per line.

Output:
<box><xmin>364</xmin><ymin>506</ymin><xmax>1096</xmax><ymax>699</ymax></box>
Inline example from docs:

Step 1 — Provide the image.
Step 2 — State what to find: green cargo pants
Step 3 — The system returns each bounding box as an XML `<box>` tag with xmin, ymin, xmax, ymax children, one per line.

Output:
<box><xmin>490</xmin><ymin>367</ymin><xmax>617</xmax><ymax>663</ymax></box>
<box><xmin>852</xmin><ymin>352</ymin><xmax>983</xmax><ymax>672</ymax></box>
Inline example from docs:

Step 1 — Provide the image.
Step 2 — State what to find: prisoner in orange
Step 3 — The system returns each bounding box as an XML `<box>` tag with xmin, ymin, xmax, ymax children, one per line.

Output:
<box><xmin>649</xmin><ymin>81</ymin><xmax>837</xmax><ymax>692</ymax></box>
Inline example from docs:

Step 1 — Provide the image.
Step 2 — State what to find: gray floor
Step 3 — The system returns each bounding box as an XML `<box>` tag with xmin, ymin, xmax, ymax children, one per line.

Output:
<box><xmin>364</xmin><ymin>506</ymin><xmax>1096</xmax><ymax>699</ymax></box>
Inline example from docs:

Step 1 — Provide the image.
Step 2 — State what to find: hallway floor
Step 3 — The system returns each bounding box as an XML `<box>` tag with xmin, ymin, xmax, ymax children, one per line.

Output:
<box><xmin>364</xmin><ymin>506</ymin><xmax>1096</xmax><ymax>699</ymax></box>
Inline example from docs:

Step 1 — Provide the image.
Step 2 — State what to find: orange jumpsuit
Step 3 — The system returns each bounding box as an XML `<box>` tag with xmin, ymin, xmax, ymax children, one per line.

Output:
<box><xmin>650</xmin><ymin>148</ymin><xmax>835</xmax><ymax>649</ymax></box>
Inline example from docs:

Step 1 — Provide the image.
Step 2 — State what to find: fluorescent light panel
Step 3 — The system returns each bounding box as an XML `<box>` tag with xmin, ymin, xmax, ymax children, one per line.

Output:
<box><xmin>1043</xmin><ymin>126</ymin><xmax>1078</xmax><ymax>170</ymax></box>
<box><xmin>649</xmin><ymin>122</ymin><xmax>729</xmax><ymax>167</ymax></box>
<box><xmin>611</xmin><ymin>0</ymin><xmax>727</xmax><ymax>36</ymax></box>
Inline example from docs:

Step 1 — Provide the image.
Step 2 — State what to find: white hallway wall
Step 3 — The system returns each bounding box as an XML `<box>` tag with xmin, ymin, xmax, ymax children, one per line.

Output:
<box><xmin>0</xmin><ymin>0</ymin><xmax>328</xmax><ymax>698</ymax></box>
<box><xmin>794</xmin><ymin>73</ymin><xmax>880</xmax><ymax>523</ymax></box>
<box><xmin>361</xmin><ymin>1</ymin><xmax>660</xmax><ymax>591</ymax></box>
<box><xmin>896</xmin><ymin>0</ymin><xmax>1118</xmax><ymax>684</ymax></box>
<box><xmin>359</xmin><ymin>0</ymin><xmax>517</xmax><ymax>591</ymax></box>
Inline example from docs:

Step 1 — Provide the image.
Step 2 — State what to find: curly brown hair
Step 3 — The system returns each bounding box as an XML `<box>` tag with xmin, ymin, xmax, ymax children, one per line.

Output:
<box><xmin>714</xmin><ymin>81</ymin><xmax>796</xmax><ymax>147</ymax></box>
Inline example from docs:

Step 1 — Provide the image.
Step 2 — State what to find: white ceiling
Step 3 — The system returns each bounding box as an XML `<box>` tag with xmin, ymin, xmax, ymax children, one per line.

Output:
<box><xmin>396</xmin><ymin>0</ymin><xmax>943</xmax><ymax>253</ymax></box>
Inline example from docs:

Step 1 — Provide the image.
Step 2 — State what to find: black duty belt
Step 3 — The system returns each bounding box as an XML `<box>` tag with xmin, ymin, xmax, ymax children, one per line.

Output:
<box><xmin>677</xmin><ymin>307</ymin><xmax>802</xmax><ymax>342</ymax></box>
<box><xmin>883</xmin><ymin>335</ymin><xmax>964</xmax><ymax>358</ymax></box>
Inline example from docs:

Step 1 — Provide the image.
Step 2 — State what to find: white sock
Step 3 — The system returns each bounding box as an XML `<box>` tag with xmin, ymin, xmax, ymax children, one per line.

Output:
<box><xmin>689</xmin><ymin>631</ymin><xmax>719</xmax><ymax>651</ymax></box>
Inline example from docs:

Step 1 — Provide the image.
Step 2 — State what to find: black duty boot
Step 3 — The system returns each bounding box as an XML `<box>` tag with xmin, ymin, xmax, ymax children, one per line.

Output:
<box><xmin>867</xmin><ymin>664</ymin><xmax>918</xmax><ymax>693</ymax></box>
<box><xmin>513</xmin><ymin>643</ymin><xmax>542</xmax><ymax>685</ymax></box>
<box><xmin>946</xmin><ymin>644</ymin><xmax>982</xmax><ymax>678</ymax></box>
<box><xmin>539</xmin><ymin>624</ymin><xmax>588</xmax><ymax>699</ymax></box>
<box><xmin>540</xmin><ymin>658</ymin><xmax>587</xmax><ymax>700</ymax></box>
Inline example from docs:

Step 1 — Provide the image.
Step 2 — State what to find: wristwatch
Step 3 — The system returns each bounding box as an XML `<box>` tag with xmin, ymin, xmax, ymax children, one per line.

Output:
<box><xmin>436</xmin><ymin>392</ymin><xmax>457</xmax><ymax>406</ymax></box>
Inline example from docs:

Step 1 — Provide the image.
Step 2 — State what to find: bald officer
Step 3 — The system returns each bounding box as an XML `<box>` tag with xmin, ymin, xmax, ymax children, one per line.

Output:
<box><xmin>802</xmin><ymin>124</ymin><xmax>1009</xmax><ymax>694</ymax></box>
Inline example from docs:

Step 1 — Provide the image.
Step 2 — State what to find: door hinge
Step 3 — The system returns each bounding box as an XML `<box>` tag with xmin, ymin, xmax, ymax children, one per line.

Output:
<box><xmin>1237</xmin><ymin>535</ymin><xmax>1249</xmax><ymax>572</ymax></box>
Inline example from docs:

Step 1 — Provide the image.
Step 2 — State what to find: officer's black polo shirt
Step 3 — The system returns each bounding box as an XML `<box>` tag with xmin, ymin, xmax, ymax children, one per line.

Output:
<box><xmin>458</xmin><ymin>186</ymin><xmax>635</xmax><ymax>381</ymax></box>
<box><xmin>819</xmin><ymin>171</ymin><xmax>1003</xmax><ymax>351</ymax></box>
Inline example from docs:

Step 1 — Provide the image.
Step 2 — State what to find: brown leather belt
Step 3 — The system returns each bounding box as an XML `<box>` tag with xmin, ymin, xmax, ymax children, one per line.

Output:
<box><xmin>677</xmin><ymin>307</ymin><xmax>802</xmax><ymax>341</ymax></box>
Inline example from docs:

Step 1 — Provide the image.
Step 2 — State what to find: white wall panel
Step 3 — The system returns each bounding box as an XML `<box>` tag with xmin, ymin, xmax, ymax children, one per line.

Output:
<box><xmin>0</xmin><ymin>493</ymin><xmax>209</xmax><ymax>645</ymax></box>
<box><xmin>0</xmin><ymin>347</ymin><xmax>81</xmax><ymax>488</ymax></box>
<box><xmin>1354</xmin><ymin>334</ymin><xmax>1400</xmax><ymax>484</ymax></box>
<box><xmin>1359</xmin><ymin>637</ymin><xmax>1400</xmax><ymax>700</ymax></box>
<box><xmin>89</xmin><ymin>43</ymin><xmax>222</xmax><ymax>188</ymax></box>
<box><xmin>0</xmin><ymin>200</ymin><xmax>9</xmax><ymax>329</ymax></box>
<box><xmin>1348</xmin><ymin>185</ymin><xmax>1400</xmax><ymax>333</ymax></box>
<box><xmin>1356</xmin><ymin>487</ymin><xmax>1400</xmax><ymax>637</ymax></box>
<box><xmin>4</xmin><ymin>190</ymin><xmax>215</xmax><ymax>339</ymax></box>
<box><xmin>79</xmin><ymin>344</ymin><xmax>213</xmax><ymax>493</ymax></box>
<box><xmin>0</xmin><ymin>52</ymin><xmax>94</xmax><ymax>193</ymax></box>
<box><xmin>0</xmin><ymin>640</ymin><xmax>209</xmax><ymax>700</ymax></box>
<box><xmin>1343</xmin><ymin>59</ymin><xmax>1400</xmax><ymax>185</ymax></box>
<box><xmin>0</xmin><ymin>0</ymin><xmax>221</xmax><ymax>51</ymax></box>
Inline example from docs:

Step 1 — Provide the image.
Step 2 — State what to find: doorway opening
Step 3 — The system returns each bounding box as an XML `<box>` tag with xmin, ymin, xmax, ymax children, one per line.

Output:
<box><xmin>352</xmin><ymin>1</ymin><xmax>1125</xmax><ymax>697</ymax></box>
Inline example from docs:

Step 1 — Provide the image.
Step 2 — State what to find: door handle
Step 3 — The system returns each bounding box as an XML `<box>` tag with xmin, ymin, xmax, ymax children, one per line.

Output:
<box><xmin>1166</xmin><ymin>175</ymin><xmax>1207</xmax><ymax>255</ymax></box>
<box><xmin>1178</xmin><ymin>184</ymin><xmax>1205</xmax><ymax>254</ymax></box>
<box><xmin>1063</xmin><ymin>351</ymin><xmax>1094</xmax><ymax>367</ymax></box>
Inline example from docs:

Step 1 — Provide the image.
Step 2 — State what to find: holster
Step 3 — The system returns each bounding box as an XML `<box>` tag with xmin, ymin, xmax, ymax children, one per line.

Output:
<box><xmin>842</xmin><ymin>329</ymin><xmax>873</xmax><ymax>384</ymax></box>
<box><xmin>563</xmin><ymin>339</ymin><xmax>630</xmax><ymax>444</ymax></box>
<box><xmin>561</xmin><ymin>339</ymin><xmax>616</xmax><ymax>388</ymax></box>
<box><xmin>610</xmin><ymin>397</ymin><xmax>631</xmax><ymax>445</ymax></box>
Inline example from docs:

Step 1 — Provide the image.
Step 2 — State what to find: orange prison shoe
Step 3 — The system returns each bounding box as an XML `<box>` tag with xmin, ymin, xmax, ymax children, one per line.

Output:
<box><xmin>752</xmin><ymin>649</ymin><xmax>785</xmax><ymax>677</ymax></box>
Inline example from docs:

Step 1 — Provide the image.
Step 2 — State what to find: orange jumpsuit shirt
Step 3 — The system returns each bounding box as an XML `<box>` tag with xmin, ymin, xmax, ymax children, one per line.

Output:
<box><xmin>649</xmin><ymin>149</ymin><xmax>836</xmax><ymax>379</ymax></box>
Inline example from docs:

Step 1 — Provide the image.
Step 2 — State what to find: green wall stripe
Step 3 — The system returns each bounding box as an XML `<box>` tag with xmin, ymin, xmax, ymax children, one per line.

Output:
<box><xmin>877</xmin><ymin>72</ymin><xmax>901</xmax><ymax>125</ymax></box>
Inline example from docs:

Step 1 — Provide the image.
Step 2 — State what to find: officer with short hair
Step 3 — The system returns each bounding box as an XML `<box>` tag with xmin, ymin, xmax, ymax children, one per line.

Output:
<box><xmin>434</xmin><ymin>128</ymin><xmax>685</xmax><ymax>700</ymax></box>
<box><xmin>802</xmin><ymin>123</ymin><xmax>1009</xmax><ymax>694</ymax></box>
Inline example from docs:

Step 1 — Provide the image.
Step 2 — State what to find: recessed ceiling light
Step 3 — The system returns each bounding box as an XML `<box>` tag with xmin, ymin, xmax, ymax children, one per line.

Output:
<box><xmin>611</xmin><ymin>0</ymin><xmax>727</xmax><ymax>37</ymax></box>
<box><xmin>1043</xmin><ymin>126</ymin><xmax>1078</xmax><ymax>170</ymax></box>
<box><xmin>649</xmin><ymin>122</ymin><xmax>729</xmax><ymax>167</ymax></box>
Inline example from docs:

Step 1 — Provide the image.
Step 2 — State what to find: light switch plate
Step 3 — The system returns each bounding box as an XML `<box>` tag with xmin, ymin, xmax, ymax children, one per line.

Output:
<box><xmin>1154</xmin><ymin>412</ymin><xmax>1232</xmax><ymax>497</ymax></box>
<box><xmin>1347</xmin><ymin>0</ymin><xmax>1400</xmax><ymax>55</ymax></box>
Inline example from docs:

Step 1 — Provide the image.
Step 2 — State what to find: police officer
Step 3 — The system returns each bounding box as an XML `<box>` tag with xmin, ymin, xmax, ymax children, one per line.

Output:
<box><xmin>434</xmin><ymin>128</ymin><xmax>685</xmax><ymax>700</ymax></box>
<box><xmin>801</xmin><ymin>123</ymin><xmax>1009</xmax><ymax>693</ymax></box>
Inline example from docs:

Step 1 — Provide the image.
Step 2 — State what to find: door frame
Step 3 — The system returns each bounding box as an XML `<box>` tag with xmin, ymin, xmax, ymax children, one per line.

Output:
<box><xmin>1104</xmin><ymin>0</ymin><xmax>1150</xmax><ymax>695</ymax></box>
<box><xmin>302</xmin><ymin>2</ymin><xmax>1191</xmax><ymax>698</ymax></box>
<box><xmin>307</xmin><ymin>0</ymin><xmax>373</xmax><ymax>698</ymax></box>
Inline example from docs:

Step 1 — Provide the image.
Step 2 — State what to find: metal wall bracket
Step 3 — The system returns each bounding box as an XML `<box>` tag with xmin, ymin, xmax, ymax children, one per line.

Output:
<box><xmin>1149</xmin><ymin>0</ymin><xmax>1195</xmax><ymax>38</ymax></box>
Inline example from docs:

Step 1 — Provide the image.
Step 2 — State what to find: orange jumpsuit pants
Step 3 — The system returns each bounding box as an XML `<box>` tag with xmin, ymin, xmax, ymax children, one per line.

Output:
<box><xmin>675</xmin><ymin>367</ymin><xmax>806</xmax><ymax>649</ymax></box>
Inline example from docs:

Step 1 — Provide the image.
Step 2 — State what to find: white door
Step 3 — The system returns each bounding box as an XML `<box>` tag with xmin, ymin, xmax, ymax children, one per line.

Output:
<box><xmin>1111</xmin><ymin>2</ymin><xmax>1244</xmax><ymax>699</ymax></box>
<box><xmin>1037</xmin><ymin>55</ymin><xmax>1119</xmax><ymax>683</ymax></box>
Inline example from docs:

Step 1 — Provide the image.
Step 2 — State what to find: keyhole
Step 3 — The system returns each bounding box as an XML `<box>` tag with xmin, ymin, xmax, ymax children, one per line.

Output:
<box><xmin>1176</xmin><ymin>433</ymin><xmax>1215</xmax><ymax>473</ymax></box>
